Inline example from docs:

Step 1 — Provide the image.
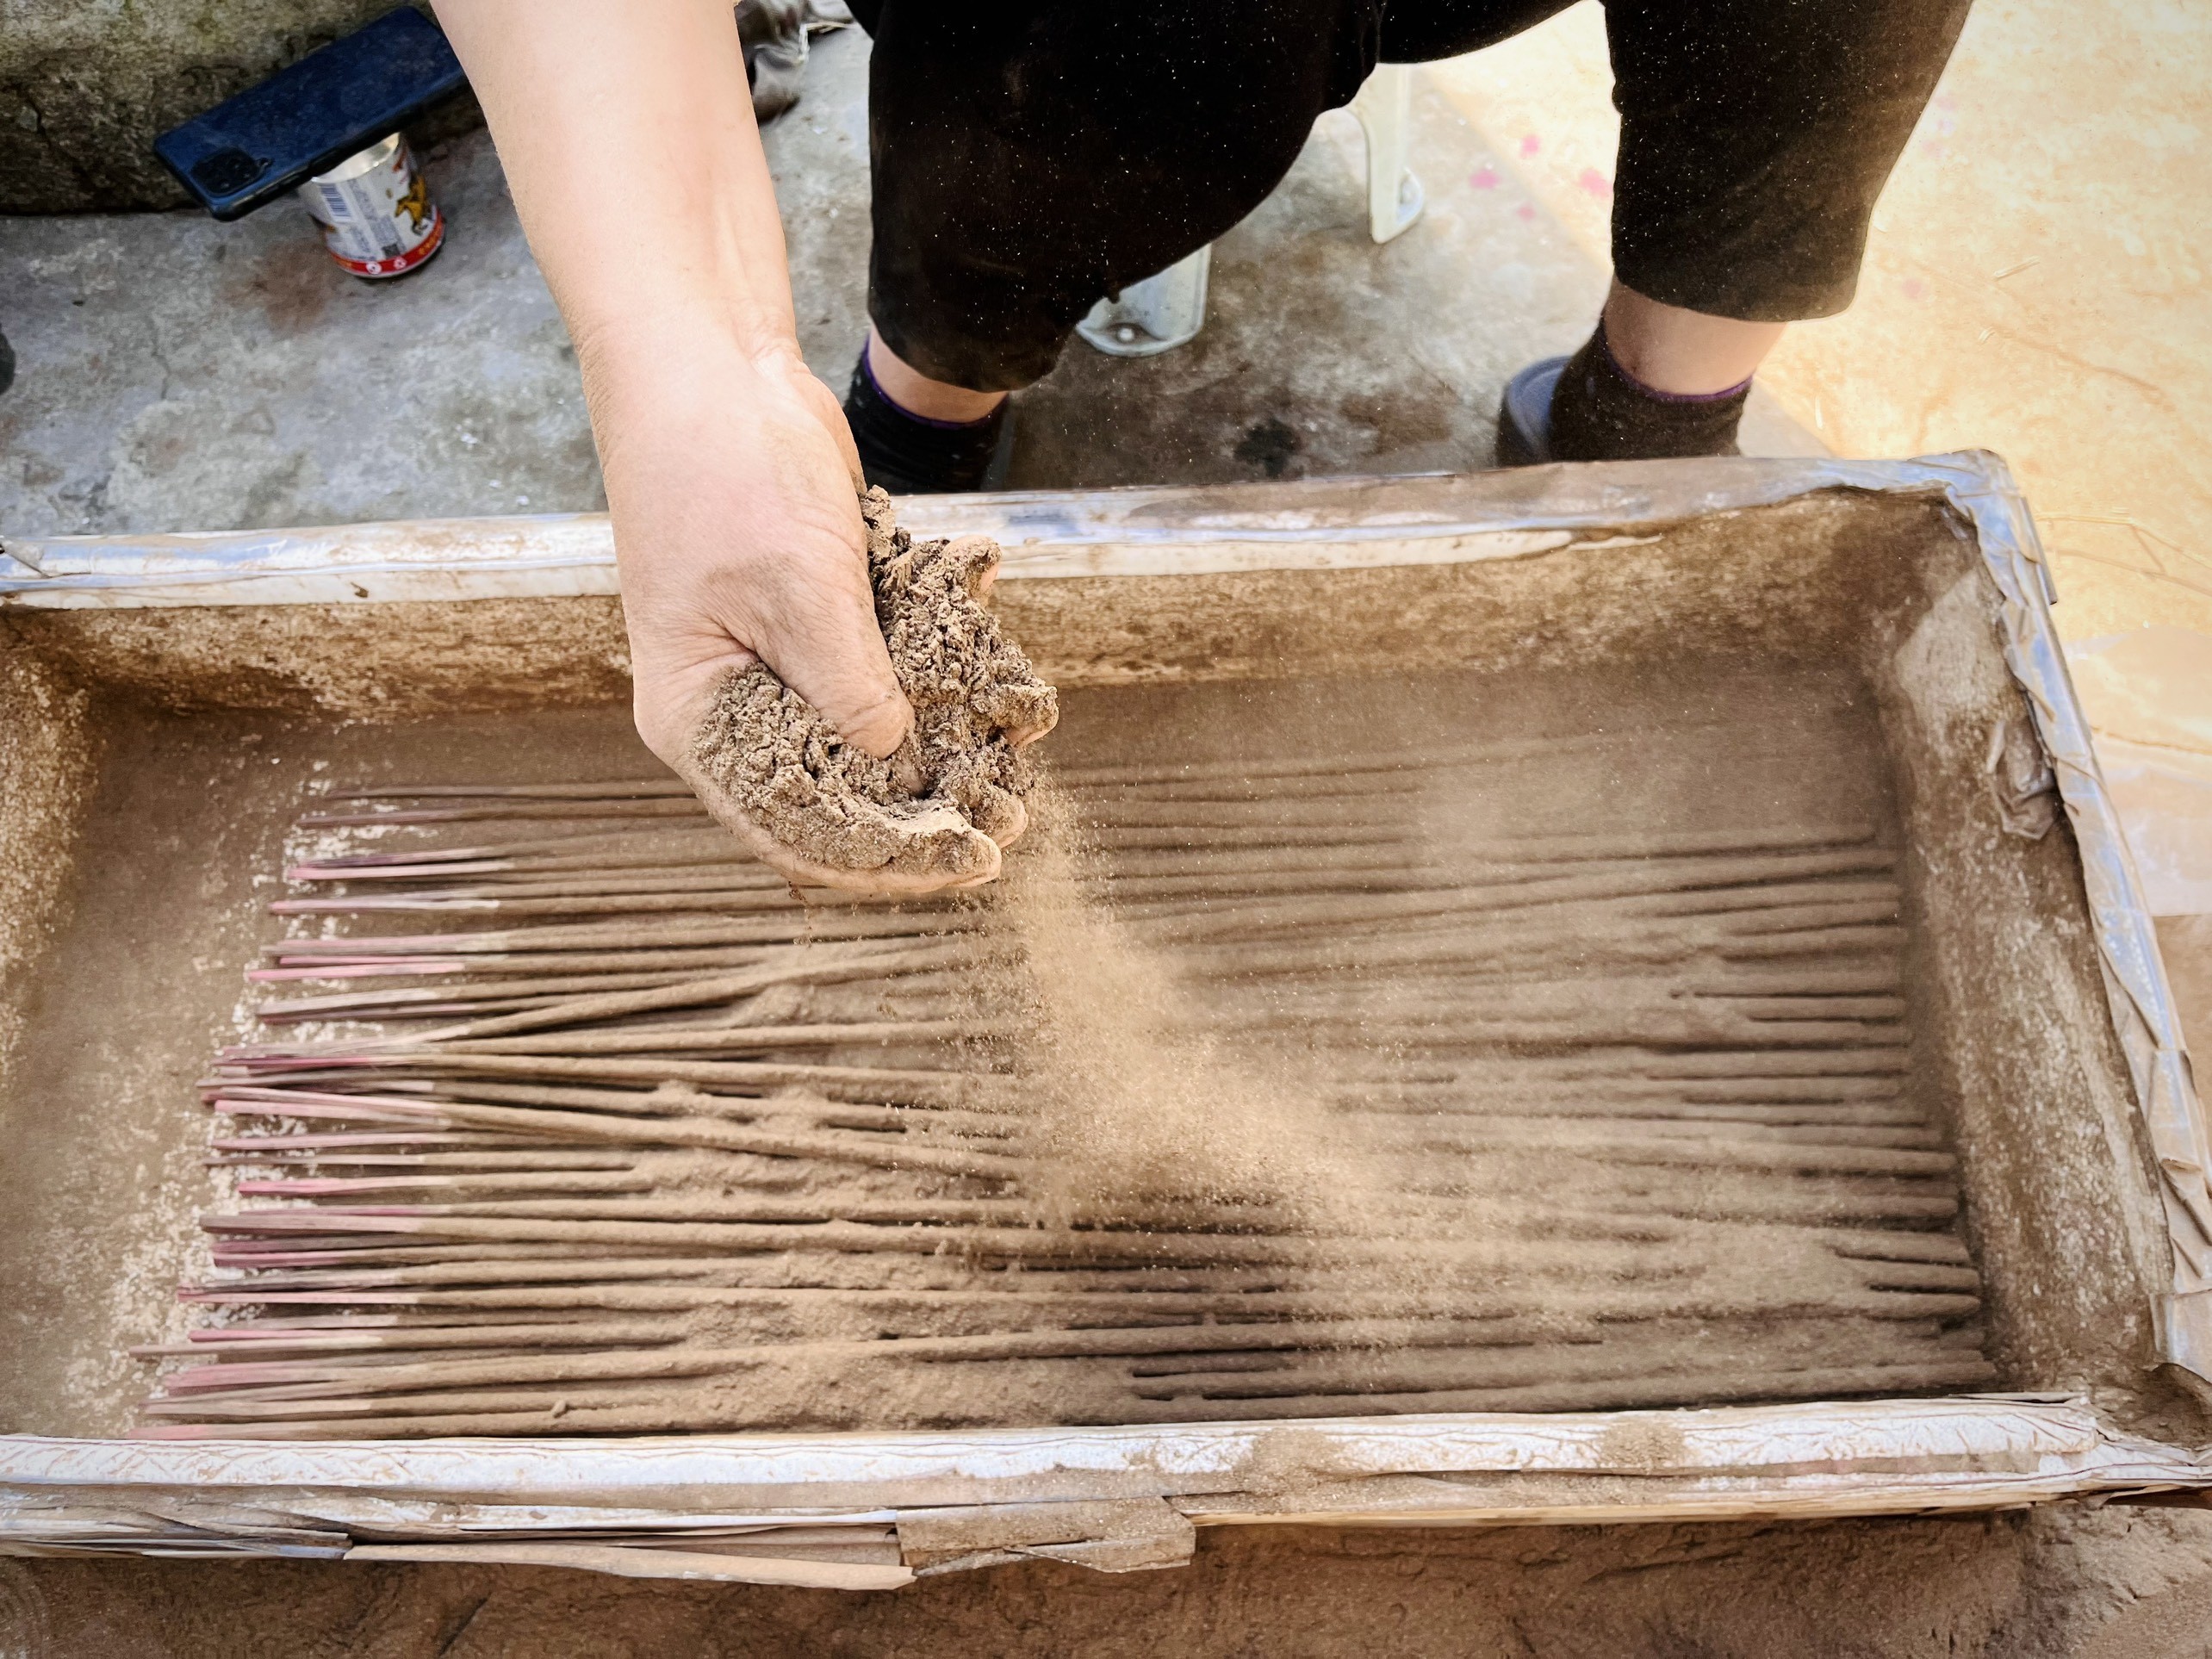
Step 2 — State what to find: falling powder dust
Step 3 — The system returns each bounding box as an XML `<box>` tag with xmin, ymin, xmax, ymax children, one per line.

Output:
<box><xmin>982</xmin><ymin>778</ymin><xmax>1406</xmax><ymax>1250</ymax></box>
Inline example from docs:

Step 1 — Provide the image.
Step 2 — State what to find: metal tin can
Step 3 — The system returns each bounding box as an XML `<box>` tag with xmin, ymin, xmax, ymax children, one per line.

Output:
<box><xmin>299</xmin><ymin>134</ymin><xmax>444</xmax><ymax>279</ymax></box>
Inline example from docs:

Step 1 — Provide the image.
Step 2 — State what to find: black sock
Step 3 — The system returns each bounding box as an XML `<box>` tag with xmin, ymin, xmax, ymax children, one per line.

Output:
<box><xmin>1546</xmin><ymin>322</ymin><xmax>1751</xmax><ymax>462</ymax></box>
<box><xmin>842</xmin><ymin>349</ymin><xmax>1006</xmax><ymax>495</ymax></box>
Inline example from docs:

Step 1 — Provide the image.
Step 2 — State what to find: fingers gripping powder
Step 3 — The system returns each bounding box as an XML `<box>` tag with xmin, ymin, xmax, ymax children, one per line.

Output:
<box><xmin>687</xmin><ymin>489</ymin><xmax>1059</xmax><ymax>886</ymax></box>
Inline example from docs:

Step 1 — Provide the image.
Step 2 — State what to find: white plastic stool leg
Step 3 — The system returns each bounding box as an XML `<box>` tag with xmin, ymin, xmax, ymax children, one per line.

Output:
<box><xmin>1351</xmin><ymin>62</ymin><xmax>1425</xmax><ymax>244</ymax></box>
<box><xmin>1076</xmin><ymin>244</ymin><xmax>1214</xmax><ymax>357</ymax></box>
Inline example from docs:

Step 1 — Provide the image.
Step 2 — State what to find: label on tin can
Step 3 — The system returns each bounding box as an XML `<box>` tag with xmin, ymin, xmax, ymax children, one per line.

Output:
<box><xmin>301</xmin><ymin>134</ymin><xmax>444</xmax><ymax>280</ymax></box>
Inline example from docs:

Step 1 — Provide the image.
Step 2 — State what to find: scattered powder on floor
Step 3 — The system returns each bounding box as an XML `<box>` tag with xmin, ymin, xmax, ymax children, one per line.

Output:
<box><xmin>687</xmin><ymin>488</ymin><xmax>1059</xmax><ymax>886</ymax></box>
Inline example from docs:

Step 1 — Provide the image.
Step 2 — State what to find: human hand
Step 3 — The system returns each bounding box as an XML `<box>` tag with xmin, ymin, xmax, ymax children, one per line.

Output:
<box><xmin>682</xmin><ymin>490</ymin><xmax>1059</xmax><ymax>895</ymax></box>
<box><xmin>604</xmin><ymin>332</ymin><xmax>904</xmax><ymax>761</ymax></box>
<box><xmin>598</xmin><ymin>337</ymin><xmax>1050</xmax><ymax>894</ymax></box>
<box><xmin>435</xmin><ymin>0</ymin><xmax>1044</xmax><ymax>892</ymax></box>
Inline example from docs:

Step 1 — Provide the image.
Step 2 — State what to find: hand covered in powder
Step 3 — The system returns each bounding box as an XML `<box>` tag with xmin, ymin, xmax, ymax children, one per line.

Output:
<box><xmin>684</xmin><ymin>489</ymin><xmax>1059</xmax><ymax>894</ymax></box>
<box><xmin>595</xmin><ymin>324</ymin><xmax>1053</xmax><ymax>892</ymax></box>
<box><xmin>611</xmin><ymin>339</ymin><xmax>914</xmax><ymax>775</ymax></box>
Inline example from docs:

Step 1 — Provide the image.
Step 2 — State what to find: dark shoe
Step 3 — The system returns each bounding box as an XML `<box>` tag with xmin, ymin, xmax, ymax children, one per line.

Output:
<box><xmin>1495</xmin><ymin>326</ymin><xmax>1751</xmax><ymax>467</ymax></box>
<box><xmin>1494</xmin><ymin>356</ymin><xmax>1567</xmax><ymax>466</ymax></box>
<box><xmin>0</xmin><ymin>326</ymin><xmax>14</xmax><ymax>397</ymax></box>
<box><xmin>844</xmin><ymin>351</ymin><xmax>1013</xmax><ymax>495</ymax></box>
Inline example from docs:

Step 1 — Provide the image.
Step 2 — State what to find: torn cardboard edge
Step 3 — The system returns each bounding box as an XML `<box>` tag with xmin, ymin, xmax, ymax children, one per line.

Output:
<box><xmin>0</xmin><ymin>457</ymin><xmax>2042</xmax><ymax>608</ymax></box>
<box><xmin>0</xmin><ymin>1397</ymin><xmax>2205</xmax><ymax>1581</ymax></box>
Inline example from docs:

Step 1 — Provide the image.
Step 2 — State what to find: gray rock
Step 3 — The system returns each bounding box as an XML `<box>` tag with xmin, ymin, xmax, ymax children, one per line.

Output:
<box><xmin>0</xmin><ymin>1</ymin><xmax>475</xmax><ymax>212</ymax></box>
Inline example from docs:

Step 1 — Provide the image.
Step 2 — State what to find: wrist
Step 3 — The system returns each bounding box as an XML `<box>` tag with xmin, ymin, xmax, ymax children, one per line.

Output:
<box><xmin>583</xmin><ymin>321</ymin><xmax>861</xmax><ymax>568</ymax></box>
<box><xmin>575</xmin><ymin>297</ymin><xmax>798</xmax><ymax>398</ymax></box>
<box><xmin>578</xmin><ymin>320</ymin><xmax>826</xmax><ymax>488</ymax></box>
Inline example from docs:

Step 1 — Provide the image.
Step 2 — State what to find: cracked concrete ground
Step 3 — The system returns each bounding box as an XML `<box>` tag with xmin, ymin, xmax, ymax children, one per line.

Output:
<box><xmin>0</xmin><ymin>28</ymin><xmax>1816</xmax><ymax>541</ymax></box>
<box><xmin>3</xmin><ymin>20</ymin><xmax>2211</xmax><ymax>1659</ymax></box>
<box><xmin>0</xmin><ymin>121</ymin><xmax>595</xmax><ymax>536</ymax></box>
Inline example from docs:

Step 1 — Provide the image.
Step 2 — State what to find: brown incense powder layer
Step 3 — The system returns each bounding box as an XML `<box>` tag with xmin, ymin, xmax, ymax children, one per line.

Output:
<box><xmin>118</xmin><ymin>665</ymin><xmax>1993</xmax><ymax>1441</ymax></box>
<box><xmin>685</xmin><ymin>489</ymin><xmax>1059</xmax><ymax>887</ymax></box>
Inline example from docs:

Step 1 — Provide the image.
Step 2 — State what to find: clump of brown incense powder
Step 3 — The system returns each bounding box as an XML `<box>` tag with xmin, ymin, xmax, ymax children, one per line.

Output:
<box><xmin>687</xmin><ymin>488</ymin><xmax>1059</xmax><ymax>891</ymax></box>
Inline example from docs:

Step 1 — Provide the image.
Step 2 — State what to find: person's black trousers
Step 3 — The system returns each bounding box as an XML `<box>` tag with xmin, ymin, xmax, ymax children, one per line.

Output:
<box><xmin>846</xmin><ymin>0</ymin><xmax>1973</xmax><ymax>391</ymax></box>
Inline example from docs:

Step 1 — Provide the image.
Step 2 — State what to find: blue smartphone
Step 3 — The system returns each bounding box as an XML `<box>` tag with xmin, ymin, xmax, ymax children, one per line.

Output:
<box><xmin>153</xmin><ymin>8</ymin><xmax>467</xmax><ymax>221</ymax></box>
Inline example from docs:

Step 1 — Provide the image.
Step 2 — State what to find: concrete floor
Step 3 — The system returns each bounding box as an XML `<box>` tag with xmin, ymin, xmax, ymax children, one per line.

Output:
<box><xmin>0</xmin><ymin>124</ymin><xmax>596</xmax><ymax>535</ymax></box>
<box><xmin>4</xmin><ymin>15</ymin><xmax>2212</xmax><ymax>1658</ymax></box>
<box><xmin>1430</xmin><ymin>0</ymin><xmax>2212</xmax><ymax>646</ymax></box>
<box><xmin>0</xmin><ymin>26</ymin><xmax>1817</xmax><ymax>540</ymax></box>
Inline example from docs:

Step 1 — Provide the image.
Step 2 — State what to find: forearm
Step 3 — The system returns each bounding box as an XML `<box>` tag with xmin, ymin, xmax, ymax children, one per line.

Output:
<box><xmin>436</xmin><ymin>0</ymin><xmax>904</xmax><ymax>778</ymax></box>
<box><xmin>432</xmin><ymin>0</ymin><xmax>800</xmax><ymax>390</ymax></box>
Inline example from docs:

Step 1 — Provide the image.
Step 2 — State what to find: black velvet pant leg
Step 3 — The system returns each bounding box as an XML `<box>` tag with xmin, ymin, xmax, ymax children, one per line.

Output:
<box><xmin>1601</xmin><ymin>0</ymin><xmax>1973</xmax><ymax>320</ymax></box>
<box><xmin>856</xmin><ymin>0</ymin><xmax>1388</xmax><ymax>389</ymax></box>
<box><xmin>853</xmin><ymin>0</ymin><xmax>1970</xmax><ymax>387</ymax></box>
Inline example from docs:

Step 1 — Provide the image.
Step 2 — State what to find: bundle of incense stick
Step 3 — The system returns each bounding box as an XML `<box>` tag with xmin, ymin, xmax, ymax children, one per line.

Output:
<box><xmin>137</xmin><ymin>746</ymin><xmax>1995</xmax><ymax>1439</ymax></box>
